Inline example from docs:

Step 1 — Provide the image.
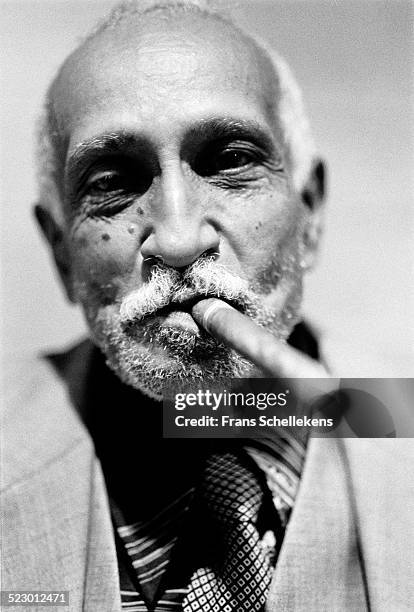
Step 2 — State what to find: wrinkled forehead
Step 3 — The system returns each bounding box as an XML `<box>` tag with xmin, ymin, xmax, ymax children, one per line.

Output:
<box><xmin>50</xmin><ymin>9</ymin><xmax>280</xmax><ymax>141</ymax></box>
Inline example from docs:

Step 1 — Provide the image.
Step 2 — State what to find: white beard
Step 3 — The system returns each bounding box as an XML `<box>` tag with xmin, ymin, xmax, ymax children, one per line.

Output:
<box><xmin>82</xmin><ymin>245</ymin><xmax>305</xmax><ymax>400</ymax></box>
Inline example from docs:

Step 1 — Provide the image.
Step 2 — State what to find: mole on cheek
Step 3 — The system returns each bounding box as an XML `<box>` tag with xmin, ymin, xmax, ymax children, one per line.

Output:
<box><xmin>128</xmin><ymin>226</ymin><xmax>135</xmax><ymax>234</ymax></box>
<box><xmin>137</xmin><ymin>207</ymin><xmax>144</xmax><ymax>216</ymax></box>
<box><xmin>101</xmin><ymin>233</ymin><xmax>111</xmax><ymax>241</ymax></box>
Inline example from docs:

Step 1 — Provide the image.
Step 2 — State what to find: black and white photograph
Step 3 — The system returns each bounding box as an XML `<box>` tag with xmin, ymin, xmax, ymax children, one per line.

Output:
<box><xmin>1</xmin><ymin>1</ymin><xmax>413</xmax><ymax>610</ymax></box>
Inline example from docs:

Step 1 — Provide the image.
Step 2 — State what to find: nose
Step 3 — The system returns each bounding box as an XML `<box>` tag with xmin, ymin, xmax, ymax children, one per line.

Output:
<box><xmin>141</xmin><ymin>163</ymin><xmax>220</xmax><ymax>268</ymax></box>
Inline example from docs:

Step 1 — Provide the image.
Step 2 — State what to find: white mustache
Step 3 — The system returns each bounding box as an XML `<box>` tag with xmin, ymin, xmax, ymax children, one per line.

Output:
<box><xmin>119</xmin><ymin>257</ymin><xmax>257</xmax><ymax>327</ymax></box>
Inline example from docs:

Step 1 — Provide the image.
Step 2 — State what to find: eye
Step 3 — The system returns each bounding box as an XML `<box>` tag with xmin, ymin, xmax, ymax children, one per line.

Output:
<box><xmin>194</xmin><ymin>141</ymin><xmax>262</xmax><ymax>177</ymax></box>
<box><xmin>86</xmin><ymin>171</ymin><xmax>127</xmax><ymax>195</ymax></box>
<box><xmin>83</xmin><ymin>165</ymin><xmax>153</xmax><ymax>199</ymax></box>
<box><xmin>213</xmin><ymin>149</ymin><xmax>254</xmax><ymax>172</ymax></box>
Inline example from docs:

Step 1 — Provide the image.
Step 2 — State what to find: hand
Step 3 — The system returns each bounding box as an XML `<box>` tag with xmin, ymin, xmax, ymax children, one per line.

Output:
<box><xmin>192</xmin><ymin>298</ymin><xmax>336</xmax><ymax>401</ymax></box>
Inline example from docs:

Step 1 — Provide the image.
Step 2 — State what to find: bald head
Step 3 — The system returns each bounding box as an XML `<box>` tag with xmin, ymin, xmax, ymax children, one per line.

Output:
<box><xmin>37</xmin><ymin>0</ymin><xmax>316</xmax><ymax>214</ymax></box>
<box><xmin>51</xmin><ymin>4</ymin><xmax>277</xmax><ymax>139</ymax></box>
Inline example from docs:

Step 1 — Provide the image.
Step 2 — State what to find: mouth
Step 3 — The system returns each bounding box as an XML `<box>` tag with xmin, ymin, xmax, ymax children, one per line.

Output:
<box><xmin>121</xmin><ymin>292</ymin><xmax>246</xmax><ymax>339</ymax></box>
<box><xmin>144</xmin><ymin>295</ymin><xmax>242</xmax><ymax>336</ymax></box>
<box><xmin>155</xmin><ymin>295</ymin><xmax>242</xmax><ymax>318</ymax></box>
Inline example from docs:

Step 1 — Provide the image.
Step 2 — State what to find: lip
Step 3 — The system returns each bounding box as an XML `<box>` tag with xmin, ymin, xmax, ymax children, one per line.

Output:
<box><xmin>159</xmin><ymin>310</ymin><xmax>200</xmax><ymax>333</ymax></box>
<box><xmin>156</xmin><ymin>298</ymin><xmax>210</xmax><ymax>334</ymax></box>
<box><xmin>155</xmin><ymin>295</ymin><xmax>241</xmax><ymax>318</ymax></box>
<box><xmin>152</xmin><ymin>295</ymin><xmax>242</xmax><ymax>334</ymax></box>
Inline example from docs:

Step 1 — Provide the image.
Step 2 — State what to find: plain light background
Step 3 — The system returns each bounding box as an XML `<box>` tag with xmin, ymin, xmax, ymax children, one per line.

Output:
<box><xmin>1</xmin><ymin>0</ymin><xmax>413</xmax><ymax>374</ymax></box>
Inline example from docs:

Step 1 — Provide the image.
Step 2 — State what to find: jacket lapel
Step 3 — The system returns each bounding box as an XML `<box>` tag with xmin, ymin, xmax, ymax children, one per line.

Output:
<box><xmin>3</xmin><ymin>442</ymin><xmax>121</xmax><ymax>611</ymax></box>
<box><xmin>82</xmin><ymin>457</ymin><xmax>122</xmax><ymax>612</ymax></box>
<box><xmin>3</xmin><ymin>348</ymin><xmax>121</xmax><ymax>611</ymax></box>
<box><xmin>52</xmin><ymin>340</ymin><xmax>122</xmax><ymax>610</ymax></box>
<box><xmin>266</xmin><ymin>436</ymin><xmax>368</xmax><ymax>611</ymax></box>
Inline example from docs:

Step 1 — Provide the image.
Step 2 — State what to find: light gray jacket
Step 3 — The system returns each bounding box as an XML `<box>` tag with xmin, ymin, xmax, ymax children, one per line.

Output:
<box><xmin>2</xmin><ymin>341</ymin><xmax>413</xmax><ymax>610</ymax></box>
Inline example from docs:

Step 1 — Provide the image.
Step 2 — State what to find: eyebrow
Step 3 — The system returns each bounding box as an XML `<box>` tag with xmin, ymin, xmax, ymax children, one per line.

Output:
<box><xmin>65</xmin><ymin>116</ymin><xmax>278</xmax><ymax>184</ymax></box>
<box><xmin>184</xmin><ymin>117</ymin><xmax>277</xmax><ymax>152</ymax></box>
<box><xmin>65</xmin><ymin>132</ymin><xmax>140</xmax><ymax>186</ymax></box>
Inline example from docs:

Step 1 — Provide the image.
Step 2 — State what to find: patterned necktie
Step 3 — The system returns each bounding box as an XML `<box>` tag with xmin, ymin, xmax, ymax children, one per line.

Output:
<box><xmin>182</xmin><ymin>451</ymin><xmax>277</xmax><ymax>612</ymax></box>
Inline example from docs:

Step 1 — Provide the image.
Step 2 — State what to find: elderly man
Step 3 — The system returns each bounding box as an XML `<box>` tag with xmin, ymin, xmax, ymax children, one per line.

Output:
<box><xmin>3</xmin><ymin>1</ymin><xmax>413</xmax><ymax>611</ymax></box>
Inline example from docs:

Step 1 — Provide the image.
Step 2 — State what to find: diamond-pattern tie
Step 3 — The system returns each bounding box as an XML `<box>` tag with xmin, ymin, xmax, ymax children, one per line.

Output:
<box><xmin>182</xmin><ymin>451</ymin><xmax>275</xmax><ymax>612</ymax></box>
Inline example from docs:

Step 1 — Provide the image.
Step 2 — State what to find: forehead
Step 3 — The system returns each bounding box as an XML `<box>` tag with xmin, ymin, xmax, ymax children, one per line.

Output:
<box><xmin>51</xmin><ymin>10</ymin><xmax>280</xmax><ymax>151</ymax></box>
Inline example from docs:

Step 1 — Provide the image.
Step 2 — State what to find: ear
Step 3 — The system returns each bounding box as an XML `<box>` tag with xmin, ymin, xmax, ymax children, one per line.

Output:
<box><xmin>299</xmin><ymin>159</ymin><xmax>327</xmax><ymax>271</ymax></box>
<box><xmin>34</xmin><ymin>203</ymin><xmax>77</xmax><ymax>303</ymax></box>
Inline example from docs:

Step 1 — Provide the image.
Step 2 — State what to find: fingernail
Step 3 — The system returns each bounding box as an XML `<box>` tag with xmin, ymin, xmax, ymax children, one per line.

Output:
<box><xmin>192</xmin><ymin>298</ymin><xmax>233</xmax><ymax>333</ymax></box>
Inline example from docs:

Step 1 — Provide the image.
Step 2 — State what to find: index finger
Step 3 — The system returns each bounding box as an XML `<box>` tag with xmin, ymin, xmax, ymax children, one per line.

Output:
<box><xmin>192</xmin><ymin>298</ymin><xmax>336</xmax><ymax>399</ymax></box>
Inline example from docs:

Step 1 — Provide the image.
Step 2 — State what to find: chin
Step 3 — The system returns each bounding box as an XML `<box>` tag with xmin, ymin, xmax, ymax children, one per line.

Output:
<box><xmin>102</xmin><ymin>333</ymin><xmax>255</xmax><ymax>401</ymax></box>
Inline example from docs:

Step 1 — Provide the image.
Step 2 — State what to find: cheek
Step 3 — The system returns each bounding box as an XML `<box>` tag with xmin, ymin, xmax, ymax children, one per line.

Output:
<box><xmin>69</xmin><ymin>221</ymin><xmax>141</xmax><ymax>305</ymax></box>
<box><xmin>225</xmin><ymin>192</ymin><xmax>304</xmax><ymax>280</ymax></box>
